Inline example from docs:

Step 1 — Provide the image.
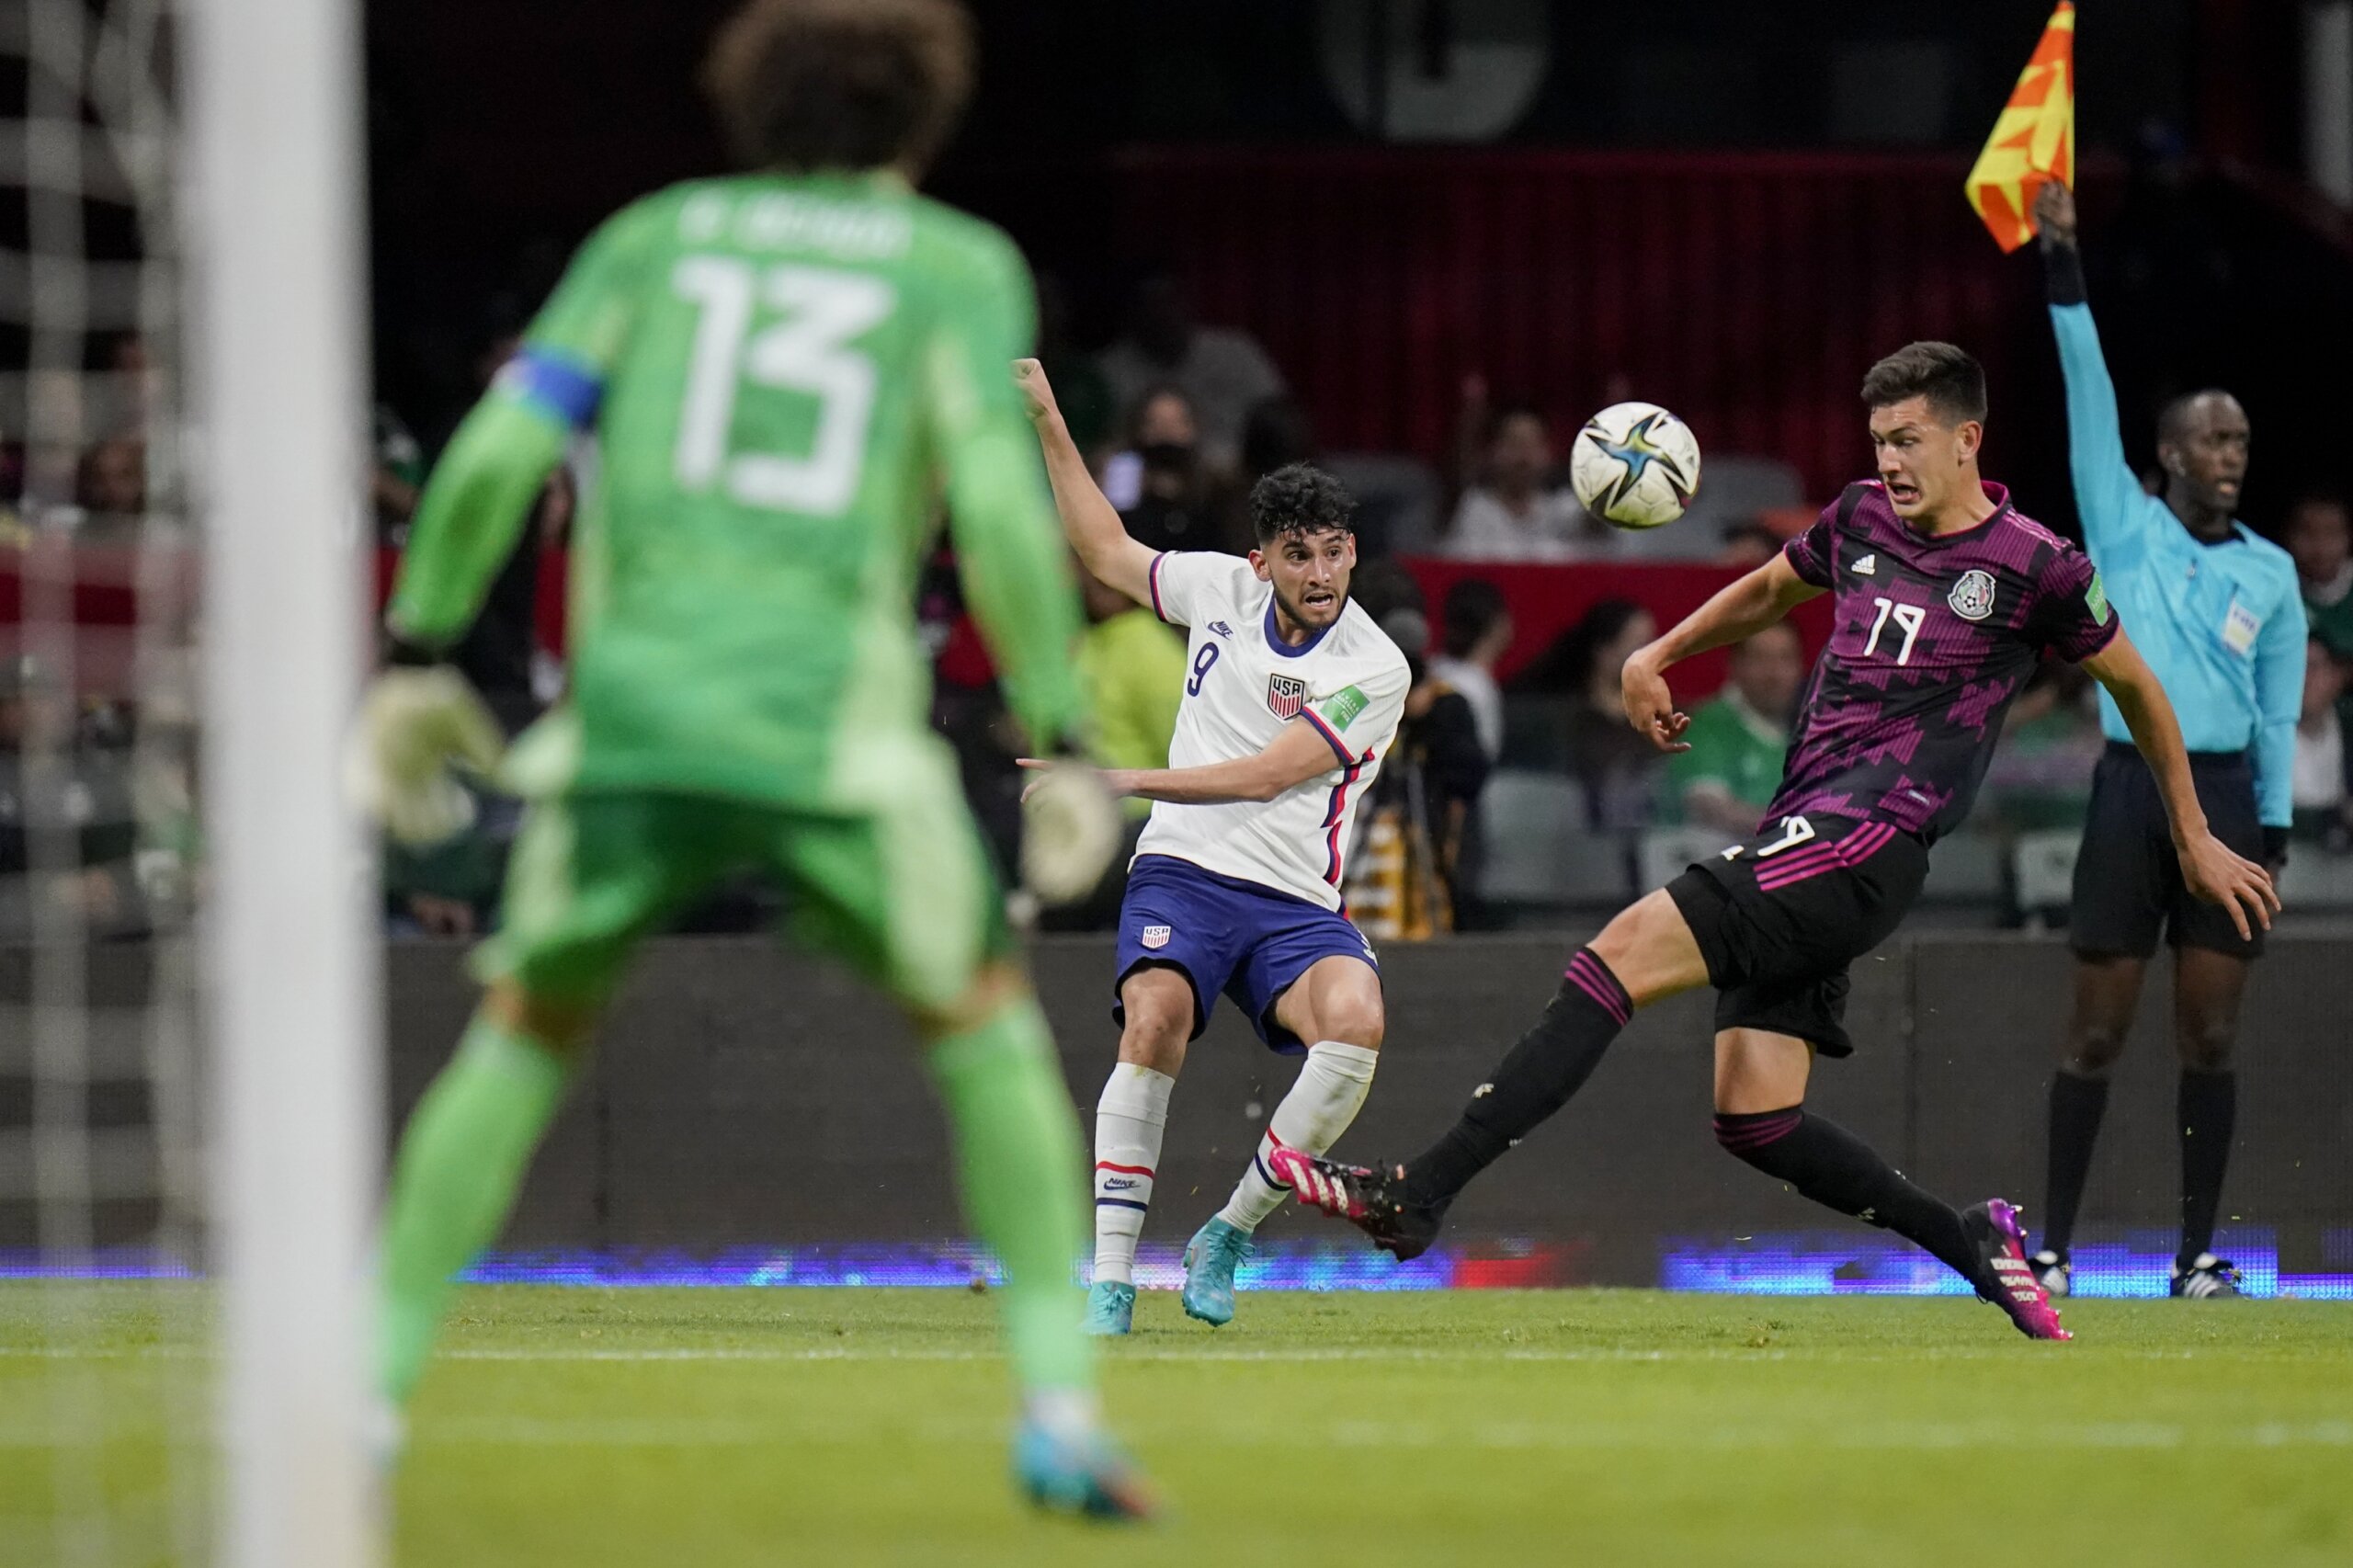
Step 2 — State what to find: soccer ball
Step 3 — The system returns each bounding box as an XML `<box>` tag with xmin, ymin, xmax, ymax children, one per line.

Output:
<box><xmin>1569</xmin><ymin>401</ymin><xmax>1702</xmax><ymax>529</ymax></box>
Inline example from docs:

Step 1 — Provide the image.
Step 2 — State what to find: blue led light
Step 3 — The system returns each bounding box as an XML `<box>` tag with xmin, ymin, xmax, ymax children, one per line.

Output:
<box><xmin>5</xmin><ymin>1232</ymin><xmax>2350</xmax><ymax>1300</ymax></box>
<box><xmin>0</xmin><ymin>1247</ymin><xmax>199</xmax><ymax>1280</ymax></box>
<box><xmin>1658</xmin><ymin>1228</ymin><xmax>2353</xmax><ymax>1300</ymax></box>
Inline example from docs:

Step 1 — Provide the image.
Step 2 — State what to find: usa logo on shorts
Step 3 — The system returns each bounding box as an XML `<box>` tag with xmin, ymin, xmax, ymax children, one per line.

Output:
<box><xmin>1141</xmin><ymin>924</ymin><xmax>1172</xmax><ymax>949</ymax></box>
<box><xmin>1948</xmin><ymin>568</ymin><xmax>1997</xmax><ymax>622</ymax></box>
<box><xmin>1267</xmin><ymin>673</ymin><xmax>1307</xmax><ymax>719</ymax></box>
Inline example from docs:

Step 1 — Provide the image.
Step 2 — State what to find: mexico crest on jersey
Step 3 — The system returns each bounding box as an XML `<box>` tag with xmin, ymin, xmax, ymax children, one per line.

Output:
<box><xmin>1947</xmin><ymin>569</ymin><xmax>1996</xmax><ymax>623</ymax></box>
<box><xmin>1267</xmin><ymin>673</ymin><xmax>1307</xmax><ymax>719</ymax></box>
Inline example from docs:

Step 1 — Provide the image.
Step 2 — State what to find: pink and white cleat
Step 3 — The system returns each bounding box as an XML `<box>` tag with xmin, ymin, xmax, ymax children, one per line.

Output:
<box><xmin>1963</xmin><ymin>1199</ymin><xmax>2072</xmax><ymax>1341</ymax></box>
<box><xmin>1268</xmin><ymin>1148</ymin><xmax>1446</xmax><ymax>1261</ymax></box>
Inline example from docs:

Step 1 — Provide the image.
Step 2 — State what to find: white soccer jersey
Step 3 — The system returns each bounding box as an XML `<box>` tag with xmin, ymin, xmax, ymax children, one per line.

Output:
<box><xmin>1133</xmin><ymin>551</ymin><xmax>1410</xmax><ymax>910</ymax></box>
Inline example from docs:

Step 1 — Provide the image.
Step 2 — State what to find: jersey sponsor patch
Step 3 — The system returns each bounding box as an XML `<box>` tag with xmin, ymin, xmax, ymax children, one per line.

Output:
<box><xmin>2222</xmin><ymin>599</ymin><xmax>2261</xmax><ymax>656</ymax></box>
<box><xmin>1141</xmin><ymin>924</ymin><xmax>1172</xmax><ymax>949</ymax></box>
<box><xmin>1319</xmin><ymin>684</ymin><xmax>1371</xmax><ymax>731</ymax></box>
<box><xmin>1267</xmin><ymin>673</ymin><xmax>1307</xmax><ymax>720</ymax></box>
<box><xmin>1948</xmin><ymin>568</ymin><xmax>1997</xmax><ymax>622</ymax></box>
<box><xmin>2086</xmin><ymin>569</ymin><xmax>2110</xmax><ymax>626</ymax></box>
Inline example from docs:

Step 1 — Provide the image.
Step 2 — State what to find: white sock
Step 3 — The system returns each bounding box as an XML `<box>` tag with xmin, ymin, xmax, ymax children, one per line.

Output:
<box><xmin>1091</xmin><ymin>1062</ymin><xmax>1173</xmax><ymax>1287</ymax></box>
<box><xmin>1025</xmin><ymin>1387</ymin><xmax>1104</xmax><ymax>1443</ymax></box>
<box><xmin>1217</xmin><ymin>1040</ymin><xmax>1380</xmax><ymax>1233</ymax></box>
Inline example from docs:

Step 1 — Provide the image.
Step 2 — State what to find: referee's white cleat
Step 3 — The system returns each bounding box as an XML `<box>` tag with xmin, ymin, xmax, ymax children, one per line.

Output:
<box><xmin>2170</xmin><ymin>1253</ymin><xmax>2245</xmax><ymax>1299</ymax></box>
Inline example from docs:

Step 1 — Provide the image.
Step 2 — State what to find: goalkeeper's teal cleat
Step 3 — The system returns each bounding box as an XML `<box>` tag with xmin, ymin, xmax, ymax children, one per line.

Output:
<box><xmin>1083</xmin><ymin>1279</ymin><xmax>1136</xmax><ymax>1336</ymax></box>
<box><xmin>1014</xmin><ymin>1420</ymin><xmax>1157</xmax><ymax>1522</ymax></box>
<box><xmin>1179</xmin><ymin>1217</ymin><xmax>1250</xmax><ymax>1327</ymax></box>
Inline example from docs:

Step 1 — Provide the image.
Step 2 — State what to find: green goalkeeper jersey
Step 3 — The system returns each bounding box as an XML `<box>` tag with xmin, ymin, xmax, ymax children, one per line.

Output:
<box><xmin>388</xmin><ymin>171</ymin><xmax>1086</xmax><ymax>812</ymax></box>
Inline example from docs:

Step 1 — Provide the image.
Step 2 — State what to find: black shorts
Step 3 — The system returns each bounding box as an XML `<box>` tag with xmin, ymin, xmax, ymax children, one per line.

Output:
<box><xmin>2070</xmin><ymin>742</ymin><xmax>2266</xmax><ymax>960</ymax></box>
<box><xmin>1664</xmin><ymin>812</ymin><xmax>1930</xmax><ymax>1058</ymax></box>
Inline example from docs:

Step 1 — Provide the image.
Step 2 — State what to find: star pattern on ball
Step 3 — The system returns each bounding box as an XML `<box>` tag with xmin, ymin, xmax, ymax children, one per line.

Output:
<box><xmin>1584</xmin><ymin>412</ymin><xmax>1695</xmax><ymax>513</ymax></box>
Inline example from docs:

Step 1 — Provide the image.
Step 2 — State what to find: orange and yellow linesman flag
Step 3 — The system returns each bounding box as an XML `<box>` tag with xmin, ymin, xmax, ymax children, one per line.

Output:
<box><xmin>1966</xmin><ymin>2</ymin><xmax>2076</xmax><ymax>252</ymax></box>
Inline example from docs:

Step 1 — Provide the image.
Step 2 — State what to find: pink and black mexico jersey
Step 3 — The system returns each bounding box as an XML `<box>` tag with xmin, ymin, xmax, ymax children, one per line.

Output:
<box><xmin>1765</xmin><ymin>480</ymin><xmax>2120</xmax><ymax>843</ymax></box>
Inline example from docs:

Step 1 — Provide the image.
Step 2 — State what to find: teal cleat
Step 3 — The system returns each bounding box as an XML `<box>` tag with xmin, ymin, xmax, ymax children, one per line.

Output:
<box><xmin>1179</xmin><ymin>1217</ymin><xmax>1251</xmax><ymax>1326</ymax></box>
<box><xmin>1084</xmin><ymin>1279</ymin><xmax>1136</xmax><ymax>1336</ymax></box>
<box><xmin>1014</xmin><ymin>1420</ymin><xmax>1157</xmax><ymax>1522</ymax></box>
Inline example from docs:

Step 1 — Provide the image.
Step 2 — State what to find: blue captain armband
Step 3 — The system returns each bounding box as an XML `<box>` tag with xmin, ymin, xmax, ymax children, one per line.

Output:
<box><xmin>494</xmin><ymin>347</ymin><xmax>604</xmax><ymax>430</ymax></box>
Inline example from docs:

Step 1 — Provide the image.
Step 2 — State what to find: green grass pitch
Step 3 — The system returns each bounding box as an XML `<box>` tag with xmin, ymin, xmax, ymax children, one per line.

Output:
<box><xmin>6</xmin><ymin>1285</ymin><xmax>2351</xmax><ymax>1566</ymax></box>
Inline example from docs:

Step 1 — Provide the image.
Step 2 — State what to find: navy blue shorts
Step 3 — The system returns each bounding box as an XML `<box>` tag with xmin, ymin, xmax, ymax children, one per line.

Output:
<box><xmin>1112</xmin><ymin>855</ymin><xmax>1379</xmax><ymax>1055</ymax></box>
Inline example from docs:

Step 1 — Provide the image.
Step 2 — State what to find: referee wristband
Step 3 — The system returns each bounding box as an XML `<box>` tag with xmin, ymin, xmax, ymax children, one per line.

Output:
<box><xmin>2262</xmin><ymin>826</ymin><xmax>2290</xmax><ymax>867</ymax></box>
<box><xmin>2044</xmin><ymin>243</ymin><xmax>2087</xmax><ymax>307</ymax></box>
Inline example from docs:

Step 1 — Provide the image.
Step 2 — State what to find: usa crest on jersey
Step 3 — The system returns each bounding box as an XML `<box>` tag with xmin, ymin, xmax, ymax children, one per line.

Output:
<box><xmin>1266</xmin><ymin>673</ymin><xmax>1307</xmax><ymax>719</ymax></box>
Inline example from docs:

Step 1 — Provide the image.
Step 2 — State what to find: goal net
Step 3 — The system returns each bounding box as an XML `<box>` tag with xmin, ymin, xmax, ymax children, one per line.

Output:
<box><xmin>5</xmin><ymin>1</ymin><xmax>376</xmax><ymax>1562</ymax></box>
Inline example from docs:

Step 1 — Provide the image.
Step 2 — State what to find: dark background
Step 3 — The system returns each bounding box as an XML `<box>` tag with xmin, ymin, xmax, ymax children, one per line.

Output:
<box><xmin>373</xmin><ymin>931</ymin><xmax>2344</xmax><ymax>1281</ymax></box>
<box><xmin>364</xmin><ymin>0</ymin><xmax>2353</xmax><ymax>535</ymax></box>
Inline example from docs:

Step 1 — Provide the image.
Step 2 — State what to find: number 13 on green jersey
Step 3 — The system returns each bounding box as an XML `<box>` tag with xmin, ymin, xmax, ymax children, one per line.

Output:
<box><xmin>392</xmin><ymin>172</ymin><xmax>1086</xmax><ymax>810</ymax></box>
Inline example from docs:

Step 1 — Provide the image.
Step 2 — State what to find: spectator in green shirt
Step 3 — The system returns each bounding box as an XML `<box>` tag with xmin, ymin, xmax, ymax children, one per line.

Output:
<box><xmin>1042</xmin><ymin>564</ymin><xmax>1188</xmax><ymax>932</ymax></box>
<box><xmin>1074</xmin><ymin>563</ymin><xmax>1187</xmax><ymax>817</ymax></box>
<box><xmin>1666</xmin><ymin>621</ymin><xmax>1803</xmax><ymax>835</ymax></box>
<box><xmin>2289</xmin><ymin>494</ymin><xmax>2353</xmax><ymax>657</ymax></box>
<box><xmin>2287</xmin><ymin>494</ymin><xmax>2353</xmax><ymax>752</ymax></box>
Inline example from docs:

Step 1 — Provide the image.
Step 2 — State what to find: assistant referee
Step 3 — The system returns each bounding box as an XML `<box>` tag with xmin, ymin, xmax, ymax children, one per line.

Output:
<box><xmin>2029</xmin><ymin>182</ymin><xmax>2303</xmax><ymax>1301</ymax></box>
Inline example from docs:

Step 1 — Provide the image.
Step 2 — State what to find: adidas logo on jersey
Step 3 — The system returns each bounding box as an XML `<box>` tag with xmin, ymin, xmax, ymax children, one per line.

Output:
<box><xmin>1852</xmin><ymin>553</ymin><xmax>1877</xmax><ymax>576</ymax></box>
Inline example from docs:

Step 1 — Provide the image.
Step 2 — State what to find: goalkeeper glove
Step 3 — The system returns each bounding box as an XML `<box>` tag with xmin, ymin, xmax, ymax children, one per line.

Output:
<box><xmin>1018</xmin><ymin>757</ymin><xmax>1123</xmax><ymax>906</ymax></box>
<box><xmin>347</xmin><ymin>647</ymin><xmax>506</xmax><ymax>846</ymax></box>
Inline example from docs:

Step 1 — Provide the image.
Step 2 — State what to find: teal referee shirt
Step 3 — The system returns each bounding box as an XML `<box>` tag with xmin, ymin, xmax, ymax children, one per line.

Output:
<box><xmin>2049</xmin><ymin>303</ymin><xmax>2304</xmax><ymax>828</ymax></box>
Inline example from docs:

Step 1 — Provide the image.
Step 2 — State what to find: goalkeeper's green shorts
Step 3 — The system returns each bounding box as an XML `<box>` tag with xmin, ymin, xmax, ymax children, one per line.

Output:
<box><xmin>473</xmin><ymin>789</ymin><xmax>1015</xmax><ymax>1016</ymax></box>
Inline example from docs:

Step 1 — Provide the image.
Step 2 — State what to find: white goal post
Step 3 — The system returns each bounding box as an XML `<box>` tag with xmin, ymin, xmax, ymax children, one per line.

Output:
<box><xmin>186</xmin><ymin>0</ymin><xmax>381</xmax><ymax>1560</ymax></box>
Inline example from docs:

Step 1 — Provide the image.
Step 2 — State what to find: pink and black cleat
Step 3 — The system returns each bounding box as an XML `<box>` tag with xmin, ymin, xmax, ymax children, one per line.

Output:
<box><xmin>1963</xmin><ymin>1199</ymin><xmax>2072</xmax><ymax>1341</ymax></box>
<box><xmin>1269</xmin><ymin>1148</ymin><xmax>1446</xmax><ymax>1261</ymax></box>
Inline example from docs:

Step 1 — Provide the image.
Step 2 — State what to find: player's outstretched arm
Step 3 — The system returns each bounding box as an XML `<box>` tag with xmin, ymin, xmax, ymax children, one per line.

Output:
<box><xmin>360</xmin><ymin>385</ymin><xmax>569</xmax><ymax>844</ymax></box>
<box><xmin>1620</xmin><ymin>554</ymin><xmax>1822</xmax><ymax>754</ymax></box>
<box><xmin>1019</xmin><ymin>719</ymin><xmax>1336</xmax><ymax>807</ymax></box>
<box><xmin>2083</xmin><ymin>629</ymin><xmax>2280</xmax><ymax>937</ymax></box>
<box><xmin>386</xmin><ymin>392</ymin><xmax>570</xmax><ymax>651</ymax></box>
<box><xmin>1014</xmin><ymin>358</ymin><xmax>1155</xmax><ymax>606</ymax></box>
<box><xmin>2034</xmin><ymin>182</ymin><xmax>2142</xmax><ymax>564</ymax></box>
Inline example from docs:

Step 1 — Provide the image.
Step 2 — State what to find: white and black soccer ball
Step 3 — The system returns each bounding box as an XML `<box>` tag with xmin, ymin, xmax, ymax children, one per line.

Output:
<box><xmin>1569</xmin><ymin>401</ymin><xmax>1702</xmax><ymax>530</ymax></box>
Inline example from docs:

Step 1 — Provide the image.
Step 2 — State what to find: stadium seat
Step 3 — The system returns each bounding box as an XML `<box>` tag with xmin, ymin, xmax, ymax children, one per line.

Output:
<box><xmin>2010</xmin><ymin>828</ymin><xmax>2081</xmax><ymax>927</ymax></box>
<box><xmin>1638</xmin><ymin>824</ymin><xmax>1738</xmax><ymax>891</ymax></box>
<box><xmin>1320</xmin><ymin>452</ymin><xmax>1442</xmax><ymax>557</ymax></box>
<box><xmin>1474</xmin><ymin>770</ymin><xmax>1631</xmax><ymax>910</ymax></box>
<box><xmin>1917</xmin><ymin>827</ymin><xmax>2004</xmax><ymax>904</ymax></box>
<box><xmin>1608</xmin><ymin>454</ymin><xmax>1805</xmax><ymax>561</ymax></box>
<box><xmin>2278</xmin><ymin>852</ymin><xmax>2353</xmax><ymax>911</ymax></box>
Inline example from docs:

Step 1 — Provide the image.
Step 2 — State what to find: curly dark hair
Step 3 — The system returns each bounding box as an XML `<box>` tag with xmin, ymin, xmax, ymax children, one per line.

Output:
<box><xmin>702</xmin><ymin>0</ymin><xmax>974</xmax><ymax>176</ymax></box>
<box><xmin>1247</xmin><ymin>462</ymin><xmax>1355</xmax><ymax>548</ymax></box>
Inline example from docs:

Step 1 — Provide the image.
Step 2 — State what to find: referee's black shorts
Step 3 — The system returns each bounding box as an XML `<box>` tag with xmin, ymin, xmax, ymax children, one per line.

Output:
<box><xmin>2070</xmin><ymin>741</ymin><xmax>2267</xmax><ymax>961</ymax></box>
<box><xmin>1664</xmin><ymin>812</ymin><xmax>1930</xmax><ymax>1059</ymax></box>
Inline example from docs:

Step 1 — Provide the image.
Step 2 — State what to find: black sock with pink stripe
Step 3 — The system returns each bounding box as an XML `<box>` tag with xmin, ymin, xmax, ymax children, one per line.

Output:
<box><xmin>1404</xmin><ymin>948</ymin><xmax>1633</xmax><ymax>1210</ymax></box>
<box><xmin>1712</xmin><ymin>1107</ymin><xmax>1978</xmax><ymax>1281</ymax></box>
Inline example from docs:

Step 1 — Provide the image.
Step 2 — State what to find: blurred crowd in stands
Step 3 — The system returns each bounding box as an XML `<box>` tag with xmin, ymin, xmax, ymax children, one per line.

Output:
<box><xmin>7</xmin><ymin>280</ymin><xmax>2353</xmax><ymax>948</ymax></box>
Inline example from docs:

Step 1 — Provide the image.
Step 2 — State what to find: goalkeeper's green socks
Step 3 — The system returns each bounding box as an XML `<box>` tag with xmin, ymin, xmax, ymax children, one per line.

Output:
<box><xmin>926</xmin><ymin>995</ymin><xmax>1097</xmax><ymax>1415</ymax></box>
<box><xmin>377</xmin><ymin>1014</ymin><xmax>571</xmax><ymax>1403</ymax></box>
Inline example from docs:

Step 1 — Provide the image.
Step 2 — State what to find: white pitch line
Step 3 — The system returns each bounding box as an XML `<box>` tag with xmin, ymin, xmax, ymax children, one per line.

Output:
<box><xmin>0</xmin><ymin>1341</ymin><xmax>2302</xmax><ymax>1365</ymax></box>
<box><xmin>393</xmin><ymin>1415</ymin><xmax>2353</xmax><ymax>1452</ymax></box>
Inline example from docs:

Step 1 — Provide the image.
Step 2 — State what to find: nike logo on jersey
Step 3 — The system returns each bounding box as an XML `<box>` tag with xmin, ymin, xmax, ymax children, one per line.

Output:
<box><xmin>1852</xmin><ymin>553</ymin><xmax>1877</xmax><ymax>576</ymax></box>
<box><xmin>1207</xmin><ymin>620</ymin><xmax>1234</xmax><ymax>638</ymax></box>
